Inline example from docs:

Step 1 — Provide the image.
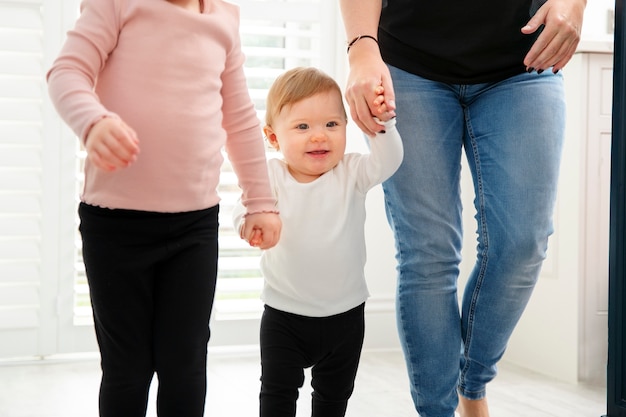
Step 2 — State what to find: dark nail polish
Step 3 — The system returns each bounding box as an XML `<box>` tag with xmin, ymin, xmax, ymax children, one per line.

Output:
<box><xmin>527</xmin><ymin>67</ymin><xmax>535</xmax><ymax>73</ymax></box>
<box><xmin>553</xmin><ymin>69</ymin><xmax>560</xmax><ymax>74</ymax></box>
<box><xmin>537</xmin><ymin>69</ymin><xmax>544</xmax><ymax>74</ymax></box>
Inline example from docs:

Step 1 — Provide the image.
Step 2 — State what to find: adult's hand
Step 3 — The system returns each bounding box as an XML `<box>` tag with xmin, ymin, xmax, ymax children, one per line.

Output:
<box><xmin>522</xmin><ymin>0</ymin><xmax>586</xmax><ymax>73</ymax></box>
<box><xmin>340</xmin><ymin>0</ymin><xmax>395</xmax><ymax>137</ymax></box>
<box><xmin>345</xmin><ymin>43</ymin><xmax>396</xmax><ymax>137</ymax></box>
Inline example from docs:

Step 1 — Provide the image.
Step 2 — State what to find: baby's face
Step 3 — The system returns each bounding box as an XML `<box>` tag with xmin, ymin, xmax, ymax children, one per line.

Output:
<box><xmin>271</xmin><ymin>91</ymin><xmax>347</xmax><ymax>183</ymax></box>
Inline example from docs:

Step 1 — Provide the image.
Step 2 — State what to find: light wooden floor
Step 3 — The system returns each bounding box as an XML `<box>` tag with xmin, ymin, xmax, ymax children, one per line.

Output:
<box><xmin>0</xmin><ymin>348</ymin><xmax>606</xmax><ymax>417</ymax></box>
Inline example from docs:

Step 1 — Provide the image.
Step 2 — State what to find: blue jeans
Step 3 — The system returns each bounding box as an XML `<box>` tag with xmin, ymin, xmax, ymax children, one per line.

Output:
<box><xmin>383</xmin><ymin>65</ymin><xmax>565</xmax><ymax>417</ymax></box>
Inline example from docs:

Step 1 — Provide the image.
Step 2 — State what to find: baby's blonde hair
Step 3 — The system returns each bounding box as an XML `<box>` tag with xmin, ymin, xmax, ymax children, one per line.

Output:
<box><xmin>265</xmin><ymin>67</ymin><xmax>347</xmax><ymax>127</ymax></box>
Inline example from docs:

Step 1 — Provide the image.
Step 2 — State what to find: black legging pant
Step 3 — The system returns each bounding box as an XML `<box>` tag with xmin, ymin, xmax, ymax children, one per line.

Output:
<box><xmin>78</xmin><ymin>203</ymin><xmax>219</xmax><ymax>417</ymax></box>
<box><xmin>259</xmin><ymin>303</ymin><xmax>365</xmax><ymax>417</ymax></box>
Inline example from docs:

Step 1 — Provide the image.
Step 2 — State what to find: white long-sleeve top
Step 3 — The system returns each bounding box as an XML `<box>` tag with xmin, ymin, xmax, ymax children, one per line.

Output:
<box><xmin>234</xmin><ymin>119</ymin><xmax>403</xmax><ymax>317</ymax></box>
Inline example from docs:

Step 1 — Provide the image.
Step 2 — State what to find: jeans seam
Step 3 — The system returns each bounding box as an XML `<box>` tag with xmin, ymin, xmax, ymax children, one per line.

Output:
<box><xmin>460</xmin><ymin>109</ymin><xmax>489</xmax><ymax>391</ymax></box>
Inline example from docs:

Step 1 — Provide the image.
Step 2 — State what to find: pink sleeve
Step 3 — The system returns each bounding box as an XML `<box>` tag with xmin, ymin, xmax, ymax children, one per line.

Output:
<box><xmin>221</xmin><ymin>18</ymin><xmax>277</xmax><ymax>215</ymax></box>
<box><xmin>46</xmin><ymin>0</ymin><xmax>122</xmax><ymax>143</ymax></box>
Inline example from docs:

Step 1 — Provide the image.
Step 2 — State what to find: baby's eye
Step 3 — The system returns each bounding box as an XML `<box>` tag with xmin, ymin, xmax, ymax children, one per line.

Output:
<box><xmin>296</xmin><ymin>123</ymin><xmax>309</xmax><ymax>130</ymax></box>
<box><xmin>326</xmin><ymin>121</ymin><xmax>339</xmax><ymax>128</ymax></box>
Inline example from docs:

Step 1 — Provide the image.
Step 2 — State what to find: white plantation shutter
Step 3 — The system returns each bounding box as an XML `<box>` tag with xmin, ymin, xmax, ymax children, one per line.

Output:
<box><xmin>0</xmin><ymin>0</ymin><xmax>46</xmax><ymax>357</ymax></box>
<box><xmin>1</xmin><ymin>0</ymin><xmax>343</xmax><ymax>357</ymax></box>
<box><xmin>0</xmin><ymin>0</ymin><xmax>78</xmax><ymax>357</ymax></box>
<box><xmin>1</xmin><ymin>0</ymin><xmax>124</xmax><ymax>357</ymax></box>
<box><xmin>214</xmin><ymin>158</ymin><xmax>265</xmax><ymax>319</ymax></box>
<box><xmin>72</xmin><ymin>151</ymin><xmax>88</xmax><ymax>323</ymax></box>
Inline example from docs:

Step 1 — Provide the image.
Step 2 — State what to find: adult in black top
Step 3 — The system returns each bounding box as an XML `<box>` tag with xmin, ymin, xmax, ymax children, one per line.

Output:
<box><xmin>339</xmin><ymin>1</ymin><xmax>586</xmax><ymax>416</ymax></box>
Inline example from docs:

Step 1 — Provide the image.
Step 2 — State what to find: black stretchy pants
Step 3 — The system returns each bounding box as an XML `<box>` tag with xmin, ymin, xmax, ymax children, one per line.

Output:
<box><xmin>259</xmin><ymin>303</ymin><xmax>365</xmax><ymax>417</ymax></box>
<box><xmin>78</xmin><ymin>202</ymin><xmax>219</xmax><ymax>417</ymax></box>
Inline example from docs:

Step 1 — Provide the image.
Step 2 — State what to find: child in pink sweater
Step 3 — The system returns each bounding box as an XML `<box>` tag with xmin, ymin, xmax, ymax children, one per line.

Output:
<box><xmin>47</xmin><ymin>0</ymin><xmax>281</xmax><ymax>415</ymax></box>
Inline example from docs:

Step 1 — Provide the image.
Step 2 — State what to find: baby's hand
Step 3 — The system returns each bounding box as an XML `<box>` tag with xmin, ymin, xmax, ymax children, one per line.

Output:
<box><xmin>239</xmin><ymin>212</ymin><xmax>282</xmax><ymax>250</ymax></box>
<box><xmin>85</xmin><ymin>117</ymin><xmax>140</xmax><ymax>172</ymax></box>
<box><xmin>372</xmin><ymin>85</ymin><xmax>395</xmax><ymax>121</ymax></box>
<box><xmin>248</xmin><ymin>229</ymin><xmax>263</xmax><ymax>247</ymax></box>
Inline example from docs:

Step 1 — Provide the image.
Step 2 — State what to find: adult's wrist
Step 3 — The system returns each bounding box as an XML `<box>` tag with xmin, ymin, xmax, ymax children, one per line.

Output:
<box><xmin>346</xmin><ymin>35</ymin><xmax>379</xmax><ymax>53</ymax></box>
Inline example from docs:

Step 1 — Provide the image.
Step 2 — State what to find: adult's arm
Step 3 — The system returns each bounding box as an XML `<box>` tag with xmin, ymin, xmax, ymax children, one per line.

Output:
<box><xmin>339</xmin><ymin>0</ymin><xmax>395</xmax><ymax>136</ymax></box>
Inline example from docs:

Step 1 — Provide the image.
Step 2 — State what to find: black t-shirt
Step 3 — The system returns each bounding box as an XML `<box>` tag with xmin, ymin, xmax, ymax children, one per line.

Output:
<box><xmin>379</xmin><ymin>0</ymin><xmax>543</xmax><ymax>84</ymax></box>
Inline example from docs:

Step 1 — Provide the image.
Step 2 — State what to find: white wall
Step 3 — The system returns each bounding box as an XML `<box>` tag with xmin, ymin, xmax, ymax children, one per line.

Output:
<box><xmin>582</xmin><ymin>0</ymin><xmax>616</xmax><ymax>41</ymax></box>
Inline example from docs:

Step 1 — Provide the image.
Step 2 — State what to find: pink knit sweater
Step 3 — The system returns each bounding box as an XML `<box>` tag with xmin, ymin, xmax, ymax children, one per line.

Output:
<box><xmin>47</xmin><ymin>0</ymin><xmax>276</xmax><ymax>214</ymax></box>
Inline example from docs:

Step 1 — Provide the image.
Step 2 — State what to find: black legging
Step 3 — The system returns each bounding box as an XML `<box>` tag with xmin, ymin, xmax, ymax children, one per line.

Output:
<box><xmin>259</xmin><ymin>303</ymin><xmax>365</xmax><ymax>417</ymax></box>
<box><xmin>78</xmin><ymin>202</ymin><xmax>219</xmax><ymax>417</ymax></box>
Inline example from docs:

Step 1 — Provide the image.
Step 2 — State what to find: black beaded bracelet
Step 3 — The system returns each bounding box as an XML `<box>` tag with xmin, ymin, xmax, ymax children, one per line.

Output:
<box><xmin>346</xmin><ymin>35</ymin><xmax>379</xmax><ymax>53</ymax></box>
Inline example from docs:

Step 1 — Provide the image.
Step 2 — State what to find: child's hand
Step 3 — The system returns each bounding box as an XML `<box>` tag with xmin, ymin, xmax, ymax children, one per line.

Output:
<box><xmin>239</xmin><ymin>212</ymin><xmax>282</xmax><ymax>250</ymax></box>
<box><xmin>372</xmin><ymin>85</ymin><xmax>395</xmax><ymax>121</ymax></box>
<box><xmin>85</xmin><ymin>117</ymin><xmax>140</xmax><ymax>172</ymax></box>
